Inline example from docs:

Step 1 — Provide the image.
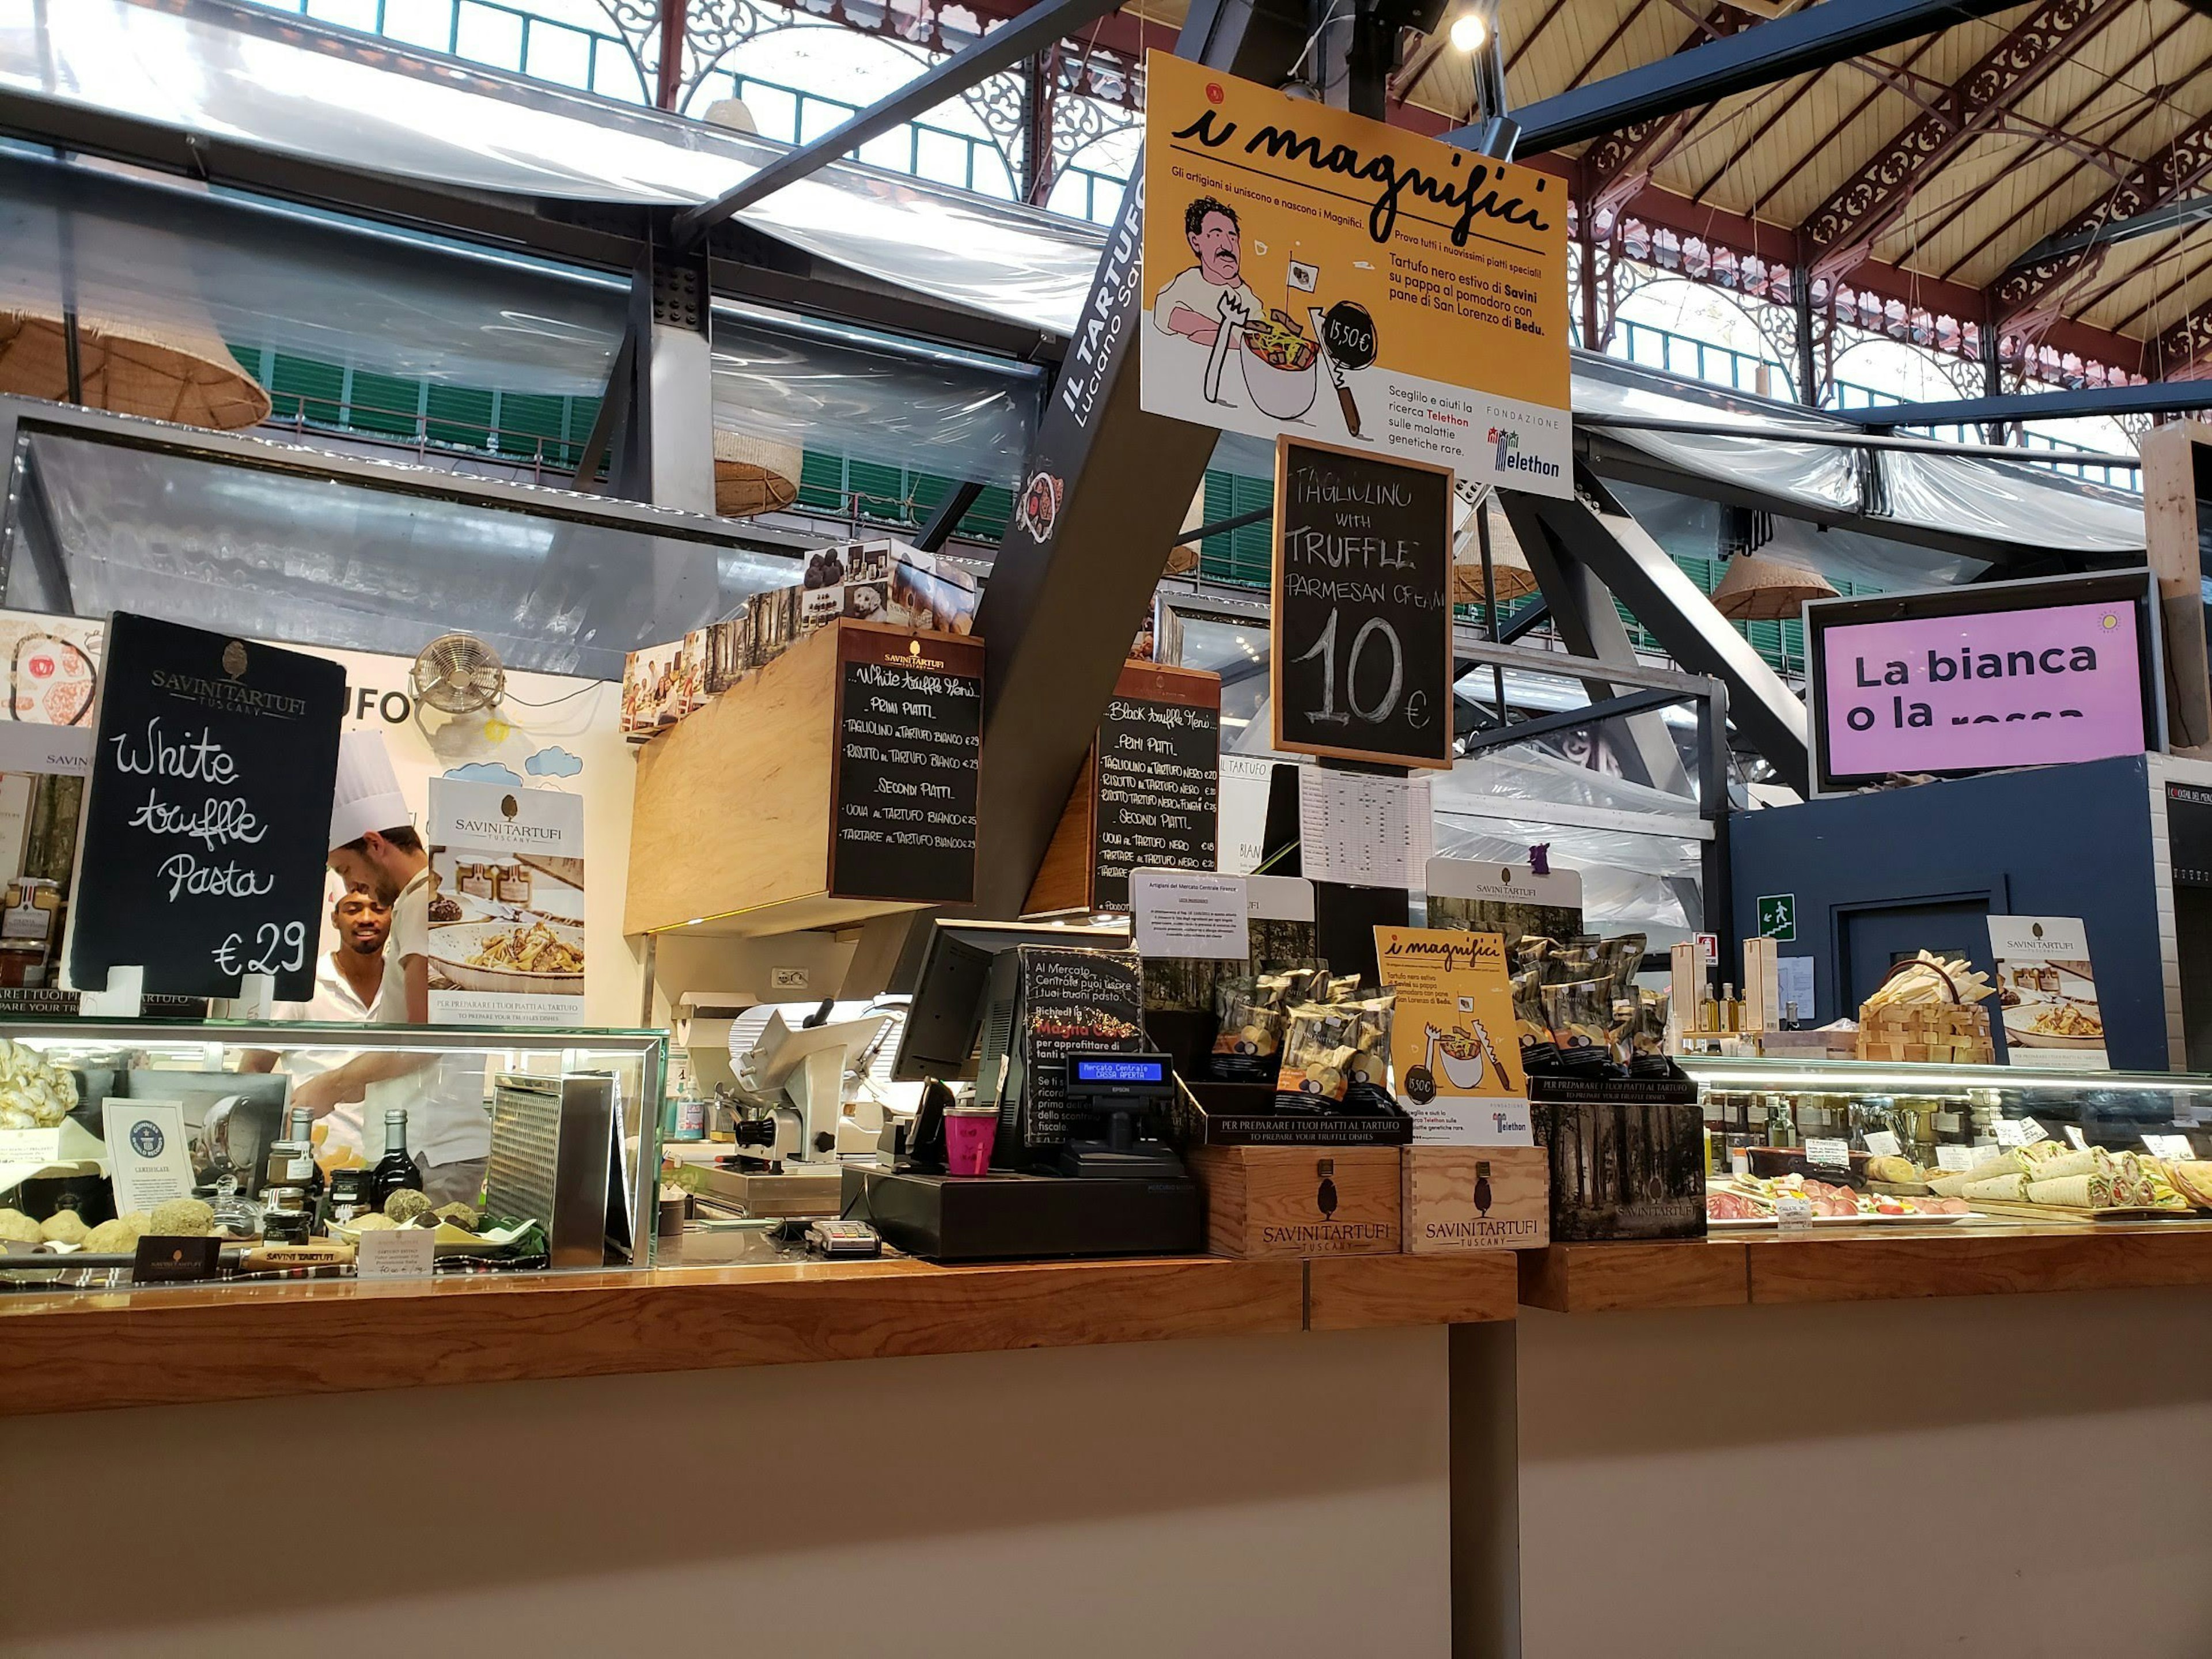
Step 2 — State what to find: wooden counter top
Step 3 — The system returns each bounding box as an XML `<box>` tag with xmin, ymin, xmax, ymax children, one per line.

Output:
<box><xmin>0</xmin><ymin>1248</ymin><xmax>1516</xmax><ymax>1418</ymax></box>
<box><xmin>1518</xmin><ymin>1217</ymin><xmax>2212</xmax><ymax>1313</ymax></box>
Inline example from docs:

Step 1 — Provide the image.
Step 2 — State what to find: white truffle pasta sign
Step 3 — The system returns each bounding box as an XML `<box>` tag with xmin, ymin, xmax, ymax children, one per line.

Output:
<box><xmin>66</xmin><ymin>613</ymin><xmax>344</xmax><ymax>1001</ymax></box>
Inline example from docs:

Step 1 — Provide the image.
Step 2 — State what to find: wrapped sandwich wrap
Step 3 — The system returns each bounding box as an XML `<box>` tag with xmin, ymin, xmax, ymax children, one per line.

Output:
<box><xmin>2017</xmin><ymin>1148</ymin><xmax>2111</xmax><ymax>1185</ymax></box>
<box><xmin>1961</xmin><ymin>1175</ymin><xmax>2029</xmax><ymax>1203</ymax></box>
<box><xmin>2025</xmin><ymin>1174</ymin><xmax>2113</xmax><ymax>1209</ymax></box>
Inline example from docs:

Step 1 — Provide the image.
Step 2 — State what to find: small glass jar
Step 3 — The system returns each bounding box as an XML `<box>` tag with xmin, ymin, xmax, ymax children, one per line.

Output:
<box><xmin>319</xmin><ymin>1167</ymin><xmax>376</xmax><ymax>1232</ymax></box>
<box><xmin>262</xmin><ymin>1187</ymin><xmax>312</xmax><ymax>1246</ymax></box>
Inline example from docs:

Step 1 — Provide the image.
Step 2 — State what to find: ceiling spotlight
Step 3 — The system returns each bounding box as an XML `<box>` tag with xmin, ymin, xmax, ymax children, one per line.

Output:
<box><xmin>1448</xmin><ymin>11</ymin><xmax>1488</xmax><ymax>52</ymax></box>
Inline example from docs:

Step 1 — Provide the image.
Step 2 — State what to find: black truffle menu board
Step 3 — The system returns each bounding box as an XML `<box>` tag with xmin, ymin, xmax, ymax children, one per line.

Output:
<box><xmin>830</xmin><ymin>623</ymin><xmax>984</xmax><ymax>904</ymax></box>
<box><xmin>1009</xmin><ymin>945</ymin><xmax>1146</xmax><ymax>1149</ymax></box>
<box><xmin>1092</xmin><ymin>662</ymin><xmax>1220</xmax><ymax>913</ymax></box>
<box><xmin>1271</xmin><ymin>436</ymin><xmax>1455</xmax><ymax>769</ymax></box>
<box><xmin>67</xmin><ymin>612</ymin><xmax>344</xmax><ymax>1001</ymax></box>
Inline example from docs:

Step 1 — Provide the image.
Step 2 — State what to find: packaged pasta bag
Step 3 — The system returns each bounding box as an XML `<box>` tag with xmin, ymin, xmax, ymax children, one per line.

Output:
<box><xmin>1596</xmin><ymin>933</ymin><xmax>1646</xmax><ymax>1002</ymax></box>
<box><xmin>1510</xmin><ymin>968</ymin><xmax>1550</xmax><ymax>1052</ymax></box>
<box><xmin>1207</xmin><ymin>968</ymin><xmax>1309</xmax><ymax>1082</ymax></box>
<box><xmin>1275</xmin><ymin>994</ymin><xmax>1393</xmax><ymax>1112</ymax></box>
<box><xmin>1541</xmin><ymin>979</ymin><xmax>1614</xmax><ymax>1056</ymax></box>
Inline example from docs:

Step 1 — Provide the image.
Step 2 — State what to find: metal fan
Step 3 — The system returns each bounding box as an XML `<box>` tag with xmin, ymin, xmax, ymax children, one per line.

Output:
<box><xmin>411</xmin><ymin>631</ymin><xmax>506</xmax><ymax>715</ymax></box>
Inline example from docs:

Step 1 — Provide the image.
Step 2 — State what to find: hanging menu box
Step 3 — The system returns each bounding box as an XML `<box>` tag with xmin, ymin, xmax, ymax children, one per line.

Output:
<box><xmin>1271</xmin><ymin>436</ymin><xmax>1454</xmax><ymax>770</ymax></box>
<box><xmin>66</xmin><ymin>612</ymin><xmax>344</xmax><ymax>1001</ymax></box>
<box><xmin>1025</xmin><ymin>661</ymin><xmax>1221</xmax><ymax>916</ymax></box>
<box><xmin>1095</xmin><ymin>664</ymin><xmax>1219</xmax><ymax>911</ymax></box>
<box><xmin>830</xmin><ymin>625</ymin><xmax>984</xmax><ymax>904</ymax></box>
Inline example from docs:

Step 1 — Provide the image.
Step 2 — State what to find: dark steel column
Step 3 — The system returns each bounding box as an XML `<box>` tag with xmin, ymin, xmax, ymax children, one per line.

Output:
<box><xmin>967</xmin><ymin>0</ymin><xmax>1309</xmax><ymax>919</ymax></box>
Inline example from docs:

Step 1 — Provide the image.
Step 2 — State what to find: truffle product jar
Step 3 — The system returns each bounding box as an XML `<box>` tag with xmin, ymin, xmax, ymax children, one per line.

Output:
<box><xmin>262</xmin><ymin>1188</ymin><xmax>312</xmax><ymax>1246</ymax></box>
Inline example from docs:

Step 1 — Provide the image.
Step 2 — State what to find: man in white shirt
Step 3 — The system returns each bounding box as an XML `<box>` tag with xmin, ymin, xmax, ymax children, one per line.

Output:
<box><xmin>289</xmin><ymin>732</ymin><xmax>491</xmax><ymax>1206</ymax></box>
<box><xmin>245</xmin><ymin>884</ymin><xmax>398</xmax><ymax>1161</ymax></box>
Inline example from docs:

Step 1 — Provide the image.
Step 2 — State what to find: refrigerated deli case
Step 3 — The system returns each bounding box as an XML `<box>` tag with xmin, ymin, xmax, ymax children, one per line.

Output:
<box><xmin>1683</xmin><ymin>1053</ymin><xmax>2212</xmax><ymax>1225</ymax></box>
<box><xmin>0</xmin><ymin>1020</ymin><xmax>664</xmax><ymax>1289</ymax></box>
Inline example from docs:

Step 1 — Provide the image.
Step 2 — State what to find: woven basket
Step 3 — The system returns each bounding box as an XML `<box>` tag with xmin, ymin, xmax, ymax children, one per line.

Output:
<box><xmin>1450</xmin><ymin>497</ymin><xmax>1537</xmax><ymax>607</ymax></box>
<box><xmin>713</xmin><ymin>429</ymin><xmax>801</xmax><ymax>518</ymax></box>
<box><xmin>1710</xmin><ymin>550</ymin><xmax>1836</xmax><ymax>620</ymax></box>
<box><xmin>0</xmin><ymin>305</ymin><xmax>271</xmax><ymax>430</ymax></box>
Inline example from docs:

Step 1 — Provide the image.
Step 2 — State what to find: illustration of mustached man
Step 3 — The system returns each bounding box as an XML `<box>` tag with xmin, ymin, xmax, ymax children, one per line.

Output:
<box><xmin>1154</xmin><ymin>196</ymin><xmax>1266</xmax><ymax>406</ymax></box>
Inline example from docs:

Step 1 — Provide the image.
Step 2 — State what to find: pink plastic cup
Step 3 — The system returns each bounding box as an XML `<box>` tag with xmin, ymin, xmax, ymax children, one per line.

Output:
<box><xmin>943</xmin><ymin>1108</ymin><xmax>998</xmax><ymax>1176</ymax></box>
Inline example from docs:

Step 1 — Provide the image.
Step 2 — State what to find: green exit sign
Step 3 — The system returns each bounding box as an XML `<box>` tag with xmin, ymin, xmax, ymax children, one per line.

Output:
<box><xmin>1757</xmin><ymin>893</ymin><xmax>1796</xmax><ymax>941</ymax></box>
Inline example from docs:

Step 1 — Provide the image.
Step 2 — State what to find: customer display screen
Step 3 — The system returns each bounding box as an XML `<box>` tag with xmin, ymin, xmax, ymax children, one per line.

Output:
<box><xmin>1072</xmin><ymin>1057</ymin><xmax>1165</xmax><ymax>1085</ymax></box>
<box><xmin>1808</xmin><ymin>578</ymin><xmax>2158</xmax><ymax>790</ymax></box>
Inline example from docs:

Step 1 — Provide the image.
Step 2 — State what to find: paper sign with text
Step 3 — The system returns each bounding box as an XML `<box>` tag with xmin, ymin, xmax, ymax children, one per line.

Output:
<box><xmin>1373</xmin><ymin>926</ymin><xmax>1528</xmax><ymax>1143</ymax></box>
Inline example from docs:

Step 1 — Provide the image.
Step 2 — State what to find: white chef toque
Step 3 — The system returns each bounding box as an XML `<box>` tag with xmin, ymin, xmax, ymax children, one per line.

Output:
<box><xmin>328</xmin><ymin>729</ymin><xmax>412</xmax><ymax>853</ymax></box>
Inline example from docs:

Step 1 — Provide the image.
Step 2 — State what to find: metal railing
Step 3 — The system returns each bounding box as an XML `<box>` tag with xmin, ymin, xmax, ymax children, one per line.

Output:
<box><xmin>1830</xmin><ymin>378</ymin><xmax>2140</xmax><ymax>493</ymax></box>
<box><xmin>1616</xmin><ymin>319</ymin><xmax>1781</xmax><ymax>397</ymax></box>
<box><xmin>243</xmin><ymin>0</ymin><xmax>646</xmax><ymax>101</ymax></box>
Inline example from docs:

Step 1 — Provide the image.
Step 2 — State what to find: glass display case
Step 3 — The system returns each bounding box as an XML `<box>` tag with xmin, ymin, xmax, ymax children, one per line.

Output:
<box><xmin>1683</xmin><ymin>1054</ymin><xmax>2212</xmax><ymax>1224</ymax></box>
<box><xmin>0</xmin><ymin>1020</ymin><xmax>664</xmax><ymax>1290</ymax></box>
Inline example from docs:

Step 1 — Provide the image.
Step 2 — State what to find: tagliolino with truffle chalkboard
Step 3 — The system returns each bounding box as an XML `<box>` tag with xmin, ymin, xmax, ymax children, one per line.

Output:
<box><xmin>1140</xmin><ymin>50</ymin><xmax>1570</xmax><ymax>495</ymax></box>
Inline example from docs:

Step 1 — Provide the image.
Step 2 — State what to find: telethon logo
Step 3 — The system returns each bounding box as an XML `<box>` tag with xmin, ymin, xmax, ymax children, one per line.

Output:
<box><xmin>1488</xmin><ymin>426</ymin><xmax>1560</xmax><ymax>479</ymax></box>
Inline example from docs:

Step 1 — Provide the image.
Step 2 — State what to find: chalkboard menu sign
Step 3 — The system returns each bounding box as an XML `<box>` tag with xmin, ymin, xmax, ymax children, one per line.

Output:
<box><xmin>1271</xmin><ymin>437</ymin><xmax>1454</xmax><ymax>770</ymax></box>
<box><xmin>830</xmin><ymin>623</ymin><xmax>984</xmax><ymax>904</ymax></box>
<box><xmin>67</xmin><ymin>612</ymin><xmax>344</xmax><ymax>1001</ymax></box>
<box><xmin>1092</xmin><ymin>663</ymin><xmax>1219</xmax><ymax>912</ymax></box>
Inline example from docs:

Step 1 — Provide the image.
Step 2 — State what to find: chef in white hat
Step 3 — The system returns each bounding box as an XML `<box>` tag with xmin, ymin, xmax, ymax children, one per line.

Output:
<box><xmin>289</xmin><ymin>730</ymin><xmax>493</xmax><ymax>1205</ymax></box>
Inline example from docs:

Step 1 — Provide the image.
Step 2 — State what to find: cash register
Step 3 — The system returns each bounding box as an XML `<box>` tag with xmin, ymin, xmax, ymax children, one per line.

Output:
<box><xmin>839</xmin><ymin>920</ymin><xmax>1203</xmax><ymax>1262</ymax></box>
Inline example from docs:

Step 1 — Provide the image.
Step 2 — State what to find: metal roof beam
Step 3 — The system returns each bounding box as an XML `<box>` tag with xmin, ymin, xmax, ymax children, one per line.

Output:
<box><xmin>2006</xmin><ymin>192</ymin><xmax>2212</xmax><ymax>270</ymax></box>
<box><xmin>1800</xmin><ymin>0</ymin><xmax>2130</xmax><ymax>286</ymax></box>
<box><xmin>1581</xmin><ymin>3</ymin><xmax>1759</xmax><ymax>219</ymax></box>
<box><xmin>1467</xmin><ymin>0</ymin><xmax>2031</xmax><ymax>156</ymax></box>
<box><xmin>669</xmin><ymin>0</ymin><xmax>1127</xmax><ymax>249</ymax></box>
<box><xmin>1995</xmin><ymin>110</ymin><xmax>2212</xmax><ymax>331</ymax></box>
<box><xmin>1830</xmin><ymin>381</ymin><xmax>2212</xmax><ymax>425</ymax></box>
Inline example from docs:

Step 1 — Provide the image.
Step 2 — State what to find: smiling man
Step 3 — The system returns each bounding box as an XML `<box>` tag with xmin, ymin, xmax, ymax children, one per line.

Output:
<box><xmin>1154</xmin><ymin>196</ymin><xmax>1266</xmax><ymax>347</ymax></box>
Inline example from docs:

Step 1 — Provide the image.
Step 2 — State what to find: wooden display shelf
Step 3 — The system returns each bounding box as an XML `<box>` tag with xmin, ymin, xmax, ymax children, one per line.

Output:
<box><xmin>1517</xmin><ymin>1240</ymin><xmax>1751</xmax><ymax>1313</ymax></box>
<box><xmin>1516</xmin><ymin>1218</ymin><xmax>2212</xmax><ymax>1312</ymax></box>
<box><xmin>0</xmin><ymin>1249</ymin><xmax>1518</xmax><ymax>1418</ymax></box>
<box><xmin>1743</xmin><ymin>1217</ymin><xmax>2212</xmax><ymax>1305</ymax></box>
<box><xmin>1307</xmin><ymin>1251</ymin><xmax>1517</xmax><ymax>1331</ymax></box>
<box><xmin>1023</xmin><ymin>658</ymin><xmax>1221</xmax><ymax>917</ymax></box>
<box><xmin>624</xmin><ymin>620</ymin><xmax>983</xmax><ymax>938</ymax></box>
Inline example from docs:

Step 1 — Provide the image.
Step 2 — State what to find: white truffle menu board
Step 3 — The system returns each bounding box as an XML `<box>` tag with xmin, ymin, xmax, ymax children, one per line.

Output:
<box><xmin>830</xmin><ymin>623</ymin><xmax>984</xmax><ymax>904</ymax></box>
<box><xmin>66</xmin><ymin>612</ymin><xmax>343</xmax><ymax>1001</ymax></box>
<box><xmin>1091</xmin><ymin>661</ymin><xmax>1219</xmax><ymax>912</ymax></box>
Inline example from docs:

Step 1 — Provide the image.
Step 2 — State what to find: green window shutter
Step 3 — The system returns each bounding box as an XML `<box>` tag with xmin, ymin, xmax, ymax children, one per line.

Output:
<box><xmin>347</xmin><ymin>371</ymin><xmax>423</xmax><ymax>439</ymax></box>
<box><xmin>797</xmin><ymin>450</ymin><xmax>846</xmax><ymax>512</ymax></box>
<box><xmin>494</xmin><ymin>392</ymin><xmax>567</xmax><ymax>461</ymax></box>
<box><xmin>847</xmin><ymin>460</ymin><xmax>906</xmax><ymax>524</ymax></box>
<box><xmin>425</xmin><ymin>385</ymin><xmax>496</xmax><ymax>451</ymax></box>
<box><xmin>958</xmin><ymin>484</ymin><xmax>1012</xmax><ymax>541</ymax></box>
<box><xmin>227</xmin><ymin>343</ymin><xmax>266</xmax><ymax>381</ymax></box>
<box><xmin>1225</xmin><ymin>474</ymin><xmax>1272</xmax><ymax>587</ymax></box>
<box><xmin>910</xmin><ymin>472</ymin><xmax>952</xmax><ymax>527</ymax></box>
<box><xmin>267</xmin><ymin>354</ymin><xmax>343</xmax><ymax>425</ymax></box>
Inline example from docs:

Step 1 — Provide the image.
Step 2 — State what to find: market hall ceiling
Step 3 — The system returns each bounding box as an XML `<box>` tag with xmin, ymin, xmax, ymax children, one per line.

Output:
<box><xmin>1115</xmin><ymin>0</ymin><xmax>2212</xmax><ymax>373</ymax></box>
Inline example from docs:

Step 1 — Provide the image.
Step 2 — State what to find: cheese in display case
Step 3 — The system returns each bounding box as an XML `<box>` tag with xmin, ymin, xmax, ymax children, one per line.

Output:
<box><xmin>0</xmin><ymin>1020</ymin><xmax>663</xmax><ymax>1291</ymax></box>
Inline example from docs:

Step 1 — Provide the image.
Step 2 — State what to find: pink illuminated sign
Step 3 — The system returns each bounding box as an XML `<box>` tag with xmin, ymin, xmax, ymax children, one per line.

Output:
<box><xmin>1817</xmin><ymin>599</ymin><xmax>2147</xmax><ymax>782</ymax></box>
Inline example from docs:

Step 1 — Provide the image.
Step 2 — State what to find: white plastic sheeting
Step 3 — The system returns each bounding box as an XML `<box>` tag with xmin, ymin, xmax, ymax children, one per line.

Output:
<box><xmin>0</xmin><ymin>0</ymin><xmax>2150</xmax><ymax>550</ymax></box>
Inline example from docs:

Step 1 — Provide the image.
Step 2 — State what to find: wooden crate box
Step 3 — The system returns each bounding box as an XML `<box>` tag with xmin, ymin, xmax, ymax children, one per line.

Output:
<box><xmin>1187</xmin><ymin>1145</ymin><xmax>1402</xmax><ymax>1259</ymax></box>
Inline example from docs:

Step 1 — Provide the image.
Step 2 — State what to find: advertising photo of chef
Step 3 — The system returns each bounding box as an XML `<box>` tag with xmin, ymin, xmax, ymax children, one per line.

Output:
<box><xmin>286</xmin><ymin>730</ymin><xmax>493</xmax><ymax>1205</ymax></box>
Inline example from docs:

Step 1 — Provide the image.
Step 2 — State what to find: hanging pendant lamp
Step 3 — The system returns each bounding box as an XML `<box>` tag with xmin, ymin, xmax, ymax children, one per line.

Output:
<box><xmin>712</xmin><ymin>428</ymin><xmax>802</xmax><ymax>517</ymax></box>
<box><xmin>1710</xmin><ymin>550</ymin><xmax>1839</xmax><ymax>621</ymax></box>
<box><xmin>0</xmin><ymin>305</ymin><xmax>271</xmax><ymax>430</ymax></box>
<box><xmin>1451</xmin><ymin>497</ymin><xmax>1539</xmax><ymax>606</ymax></box>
